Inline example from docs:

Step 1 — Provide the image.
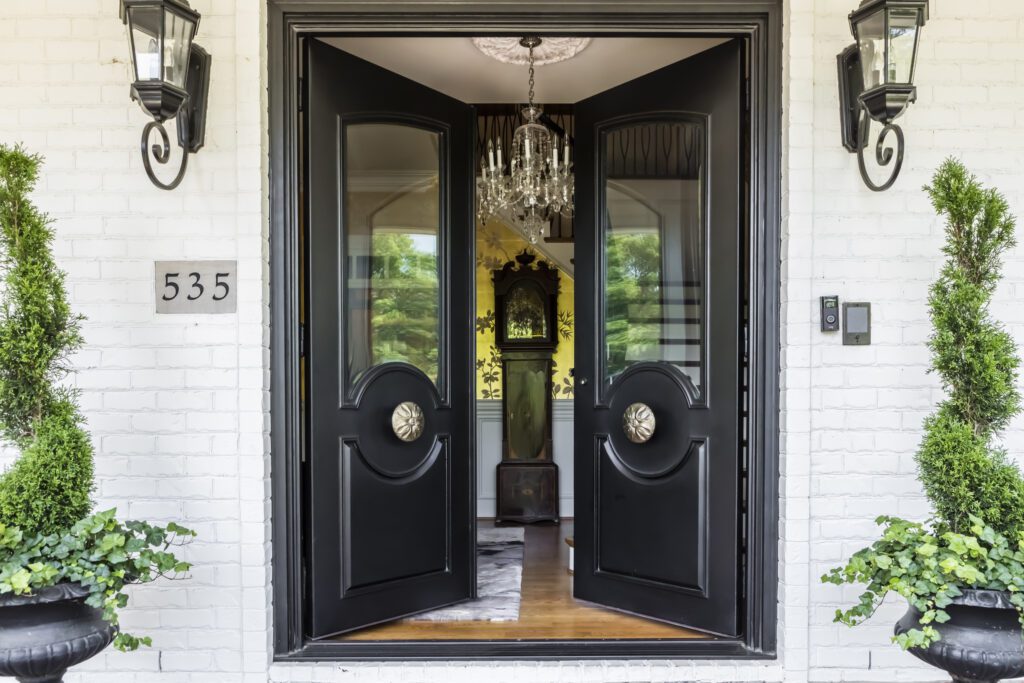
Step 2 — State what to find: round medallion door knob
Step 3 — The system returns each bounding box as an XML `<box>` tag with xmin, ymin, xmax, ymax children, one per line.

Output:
<box><xmin>623</xmin><ymin>402</ymin><xmax>656</xmax><ymax>444</ymax></box>
<box><xmin>391</xmin><ymin>401</ymin><xmax>425</xmax><ymax>442</ymax></box>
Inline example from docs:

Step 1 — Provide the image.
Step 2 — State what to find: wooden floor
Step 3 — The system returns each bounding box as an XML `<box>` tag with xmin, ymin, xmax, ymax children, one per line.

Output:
<box><xmin>339</xmin><ymin>520</ymin><xmax>704</xmax><ymax>641</ymax></box>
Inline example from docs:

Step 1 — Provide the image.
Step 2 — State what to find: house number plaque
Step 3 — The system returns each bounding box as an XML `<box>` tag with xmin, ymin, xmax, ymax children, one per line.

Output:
<box><xmin>155</xmin><ymin>260</ymin><xmax>237</xmax><ymax>314</ymax></box>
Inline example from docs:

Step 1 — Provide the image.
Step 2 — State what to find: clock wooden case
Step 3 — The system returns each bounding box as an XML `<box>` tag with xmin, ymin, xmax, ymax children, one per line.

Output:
<box><xmin>493</xmin><ymin>251</ymin><xmax>560</xmax><ymax>524</ymax></box>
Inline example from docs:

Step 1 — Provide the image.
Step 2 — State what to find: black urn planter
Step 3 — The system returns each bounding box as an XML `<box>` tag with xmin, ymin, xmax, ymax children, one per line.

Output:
<box><xmin>0</xmin><ymin>583</ymin><xmax>115</xmax><ymax>683</ymax></box>
<box><xmin>895</xmin><ymin>588</ymin><xmax>1024</xmax><ymax>683</ymax></box>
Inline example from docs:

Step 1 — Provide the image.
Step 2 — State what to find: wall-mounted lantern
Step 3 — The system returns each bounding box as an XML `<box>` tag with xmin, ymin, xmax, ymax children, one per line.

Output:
<box><xmin>838</xmin><ymin>0</ymin><xmax>928</xmax><ymax>191</ymax></box>
<box><xmin>120</xmin><ymin>0</ymin><xmax>211</xmax><ymax>190</ymax></box>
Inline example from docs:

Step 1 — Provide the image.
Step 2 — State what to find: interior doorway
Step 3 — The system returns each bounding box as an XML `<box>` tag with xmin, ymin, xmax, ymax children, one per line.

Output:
<box><xmin>302</xmin><ymin>33</ymin><xmax>748</xmax><ymax>642</ymax></box>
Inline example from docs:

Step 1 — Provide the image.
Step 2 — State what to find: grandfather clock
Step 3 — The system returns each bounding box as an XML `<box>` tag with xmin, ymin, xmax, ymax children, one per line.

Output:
<box><xmin>493</xmin><ymin>251</ymin><xmax>560</xmax><ymax>524</ymax></box>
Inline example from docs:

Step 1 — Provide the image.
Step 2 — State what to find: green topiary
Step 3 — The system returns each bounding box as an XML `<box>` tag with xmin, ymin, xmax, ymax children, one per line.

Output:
<box><xmin>916</xmin><ymin>158</ymin><xmax>1024</xmax><ymax>535</ymax></box>
<box><xmin>0</xmin><ymin>400</ymin><xmax>93</xmax><ymax>534</ymax></box>
<box><xmin>0</xmin><ymin>145</ymin><xmax>93</xmax><ymax>534</ymax></box>
<box><xmin>824</xmin><ymin>159</ymin><xmax>1024</xmax><ymax>650</ymax></box>
<box><xmin>0</xmin><ymin>144</ymin><xmax>194</xmax><ymax>651</ymax></box>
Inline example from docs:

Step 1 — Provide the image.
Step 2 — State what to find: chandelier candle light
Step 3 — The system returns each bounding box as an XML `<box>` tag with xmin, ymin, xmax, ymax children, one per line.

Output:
<box><xmin>477</xmin><ymin>37</ymin><xmax>575</xmax><ymax>244</ymax></box>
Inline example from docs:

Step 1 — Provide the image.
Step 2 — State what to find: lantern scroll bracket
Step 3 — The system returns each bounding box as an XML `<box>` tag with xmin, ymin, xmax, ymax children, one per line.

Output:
<box><xmin>837</xmin><ymin>0</ymin><xmax>928</xmax><ymax>192</ymax></box>
<box><xmin>138</xmin><ymin>45</ymin><xmax>210</xmax><ymax>191</ymax></box>
<box><xmin>120</xmin><ymin>0</ymin><xmax>210</xmax><ymax>191</ymax></box>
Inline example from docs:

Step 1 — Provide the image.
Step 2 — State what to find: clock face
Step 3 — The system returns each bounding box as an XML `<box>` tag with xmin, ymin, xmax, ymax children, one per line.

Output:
<box><xmin>505</xmin><ymin>282</ymin><xmax>548</xmax><ymax>340</ymax></box>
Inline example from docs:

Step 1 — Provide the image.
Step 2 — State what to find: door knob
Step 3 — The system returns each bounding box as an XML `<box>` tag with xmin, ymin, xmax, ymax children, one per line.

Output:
<box><xmin>623</xmin><ymin>402</ymin><xmax>655</xmax><ymax>444</ymax></box>
<box><xmin>391</xmin><ymin>401</ymin><xmax>425</xmax><ymax>442</ymax></box>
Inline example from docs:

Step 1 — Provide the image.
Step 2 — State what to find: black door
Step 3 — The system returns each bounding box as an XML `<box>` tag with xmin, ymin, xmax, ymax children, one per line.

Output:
<box><xmin>574</xmin><ymin>40</ymin><xmax>744</xmax><ymax>637</ymax></box>
<box><xmin>305</xmin><ymin>39</ymin><xmax>475</xmax><ymax>638</ymax></box>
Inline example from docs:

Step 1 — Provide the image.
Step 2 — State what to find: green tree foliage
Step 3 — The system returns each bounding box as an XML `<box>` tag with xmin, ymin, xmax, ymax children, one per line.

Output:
<box><xmin>916</xmin><ymin>158</ymin><xmax>1024</xmax><ymax>535</ymax></box>
<box><xmin>369</xmin><ymin>232</ymin><xmax>439</xmax><ymax>380</ymax></box>
<box><xmin>0</xmin><ymin>145</ymin><xmax>92</xmax><ymax>534</ymax></box>
<box><xmin>605</xmin><ymin>232</ymin><xmax>662</xmax><ymax>376</ymax></box>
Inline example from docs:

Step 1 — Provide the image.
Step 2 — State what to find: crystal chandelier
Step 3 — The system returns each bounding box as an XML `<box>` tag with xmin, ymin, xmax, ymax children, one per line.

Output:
<box><xmin>477</xmin><ymin>37</ymin><xmax>574</xmax><ymax>244</ymax></box>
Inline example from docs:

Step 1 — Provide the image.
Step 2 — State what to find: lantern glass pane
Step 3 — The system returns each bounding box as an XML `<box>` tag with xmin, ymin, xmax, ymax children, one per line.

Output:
<box><xmin>163</xmin><ymin>10</ymin><xmax>195</xmax><ymax>88</ymax></box>
<box><xmin>855</xmin><ymin>8</ymin><xmax>885</xmax><ymax>89</ymax></box>
<box><xmin>128</xmin><ymin>5</ymin><xmax>162</xmax><ymax>81</ymax></box>
<box><xmin>887</xmin><ymin>8</ymin><xmax>920</xmax><ymax>84</ymax></box>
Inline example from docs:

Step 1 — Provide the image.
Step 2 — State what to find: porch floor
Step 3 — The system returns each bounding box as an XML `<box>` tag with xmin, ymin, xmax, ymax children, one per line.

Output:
<box><xmin>338</xmin><ymin>520</ymin><xmax>704</xmax><ymax>641</ymax></box>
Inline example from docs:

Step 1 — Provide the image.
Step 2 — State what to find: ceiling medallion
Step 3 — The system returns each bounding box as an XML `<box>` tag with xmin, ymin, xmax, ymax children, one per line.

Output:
<box><xmin>471</xmin><ymin>36</ymin><xmax>592</xmax><ymax>66</ymax></box>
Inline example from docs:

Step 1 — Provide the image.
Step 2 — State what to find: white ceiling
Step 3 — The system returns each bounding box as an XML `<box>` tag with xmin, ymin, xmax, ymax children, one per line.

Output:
<box><xmin>321</xmin><ymin>37</ymin><xmax>727</xmax><ymax>103</ymax></box>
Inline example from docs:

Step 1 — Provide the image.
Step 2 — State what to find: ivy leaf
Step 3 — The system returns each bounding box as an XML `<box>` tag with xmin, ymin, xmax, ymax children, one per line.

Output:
<box><xmin>0</xmin><ymin>508</ymin><xmax>194</xmax><ymax>652</ymax></box>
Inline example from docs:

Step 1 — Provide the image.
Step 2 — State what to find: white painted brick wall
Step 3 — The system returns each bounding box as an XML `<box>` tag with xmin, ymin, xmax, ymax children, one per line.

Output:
<box><xmin>0</xmin><ymin>1</ymin><xmax>270</xmax><ymax>682</ymax></box>
<box><xmin>807</xmin><ymin>1</ymin><xmax>1024</xmax><ymax>682</ymax></box>
<box><xmin>0</xmin><ymin>0</ymin><xmax>1023</xmax><ymax>681</ymax></box>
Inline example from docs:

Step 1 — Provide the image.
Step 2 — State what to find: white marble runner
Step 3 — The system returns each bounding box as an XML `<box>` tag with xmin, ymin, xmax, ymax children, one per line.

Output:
<box><xmin>409</xmin><ymin>527</ymin><xmax>525</xmax><ymax>622</ymax></box>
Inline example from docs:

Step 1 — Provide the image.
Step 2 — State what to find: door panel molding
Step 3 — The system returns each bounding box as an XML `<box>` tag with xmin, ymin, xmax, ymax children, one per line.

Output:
<box><xmin>343</xmin><ymin>363</ymin><xmax>445</xmax><ymax>411</ymax></box>
<box><xmin>595</xmin><ymin>437</ymin><xmax>708</xmax><ymax>596</ymax></box>
<box><xmin>604</xmin><ymin>359</ymin><xmax>704</xmax><ymax>411</ymax></box>
<box><xmin>600</xmin><ymin>433</ymin><xmax>703</xmax><ymax>482</ymax></box>
<box><xmin>343</xmin><ymin>434</ymin><xmax>444</xmax><ymax>483</ymax></box>
<box><xmin>269</xmin><ymin>0</ymin><xmax>782</xmax><ymax>659</ymax></box>
<box><xmin>340</xmin><ymin>438</ymin><xmax>451</xmax><ymax>593</ymax></box>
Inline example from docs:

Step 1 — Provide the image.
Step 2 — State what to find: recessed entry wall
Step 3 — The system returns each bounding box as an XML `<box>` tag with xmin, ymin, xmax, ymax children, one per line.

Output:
<box><xmin>323</xmin><ymin>37</ymin><xmax>729</xmax><ymax>103</ymax></box>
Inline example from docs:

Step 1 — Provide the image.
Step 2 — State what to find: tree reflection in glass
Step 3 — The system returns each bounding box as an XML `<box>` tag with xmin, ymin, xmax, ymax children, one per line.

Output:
<box><xmin>345</xmin><ymin>123</ymin><xmax>442</xmax><ymax>387</ymax></box>
<box><xmin>603</xmin><ymin>121</ymin><xmax>705</xmax><ymax>393</ymax></box>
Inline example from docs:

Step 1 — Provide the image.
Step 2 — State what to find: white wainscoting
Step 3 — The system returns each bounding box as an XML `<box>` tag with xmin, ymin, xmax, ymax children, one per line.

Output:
<box><xmin>476</xmin><ymin>399</ymin><xmax>574</xmax><ymax>518</ymax></box>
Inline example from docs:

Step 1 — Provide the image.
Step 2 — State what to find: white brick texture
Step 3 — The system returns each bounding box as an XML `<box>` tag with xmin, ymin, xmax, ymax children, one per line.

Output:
<box><xmin>0</xmin><ymin>0</ymin><xmax>1023</xmax><ymax>682</ymax></box>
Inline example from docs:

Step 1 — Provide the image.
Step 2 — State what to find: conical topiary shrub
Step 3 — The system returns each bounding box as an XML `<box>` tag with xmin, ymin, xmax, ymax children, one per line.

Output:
<box><xmin>0</xmin><ymin>146</ymin><xmax>94</xmax><ymax>536</ymax></box>
<box><xmin>823</xmin><ymin>159</ymin><xmax>1024</xmax><ymax>656</ymax></box>
<box><xmin>0</xmin><ymin>144</ymin><xmax>194</xmax><ymax>655</ymax></box>
<box><xmin>915</xmin><ymin>158</ymin><xmax>1024</xmax><ymax>536</ymax></box>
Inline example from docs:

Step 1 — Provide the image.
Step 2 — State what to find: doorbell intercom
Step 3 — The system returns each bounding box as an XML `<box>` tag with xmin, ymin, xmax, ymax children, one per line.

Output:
<box><xmin>820</xmin><ymin>295</ymin><xmax>840</xmax><ymax>332</ymax></box>
<box><xmin>843</xmin><ymin>302</ymin><xmax>871</xmax><ymax>345</ymax></box>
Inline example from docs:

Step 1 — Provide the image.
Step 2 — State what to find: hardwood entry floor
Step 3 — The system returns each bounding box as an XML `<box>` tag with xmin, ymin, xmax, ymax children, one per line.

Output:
<box><xmin>339</xmin><ymin>520</ymin><xmax>704</xmax><ymax>641</ymax></box>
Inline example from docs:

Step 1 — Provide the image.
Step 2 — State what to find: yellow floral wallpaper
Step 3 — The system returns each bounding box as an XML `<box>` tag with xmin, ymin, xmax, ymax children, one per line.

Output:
<box><xmin>476</xmin><ymin>220</ymin><xmax>575</xmax><ymax>400</ymax></box>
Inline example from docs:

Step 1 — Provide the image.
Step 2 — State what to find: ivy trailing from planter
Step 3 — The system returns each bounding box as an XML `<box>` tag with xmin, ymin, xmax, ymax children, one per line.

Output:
<box><xmin>823</xmin><ymin>158</ymin><xmax>1024</xmax><ymax>649</ymax></box>
<box><xmin>0</xmin><ymin>144</ymin><xmax>194</xmax><ymax>652</ymax></box>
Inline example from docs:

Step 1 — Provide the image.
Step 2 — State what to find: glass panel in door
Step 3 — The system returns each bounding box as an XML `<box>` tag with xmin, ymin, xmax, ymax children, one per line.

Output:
<box><xmin>344</xmin><ymin>123</ymin><xmax>441</xmax><ymax>389</ymax></box>
<box><xmin>603</xmin><ymin>120</ymin><xmax>706</xmax><ymax>396</ymax></box>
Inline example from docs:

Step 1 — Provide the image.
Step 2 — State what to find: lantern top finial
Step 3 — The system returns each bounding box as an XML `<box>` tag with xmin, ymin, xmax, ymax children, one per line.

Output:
<box><xmin>120</xmin><ymin>0</ymin><xmax>201</xmax><ymax>28</ymax></box>
<box><xmin>849</xmin><ymin>0</ymin><xmax>929</xmax><ymax>30</ymax></box>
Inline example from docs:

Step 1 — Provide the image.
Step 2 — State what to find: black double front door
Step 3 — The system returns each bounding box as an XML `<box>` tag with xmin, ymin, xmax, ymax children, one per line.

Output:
<box><xmin>305</xmin><ymin>38</ymin><xmax>744</xmax><ymax>639</ymax></box>
<box><xmin>572</xmin><ymin>40</ymin><xmax>744</xmax><ymax>637</ymax></box>
<box><xmin>305</xmin><ymin>39</ymin><xmax>476</xmax><ymax>638</ymax></box>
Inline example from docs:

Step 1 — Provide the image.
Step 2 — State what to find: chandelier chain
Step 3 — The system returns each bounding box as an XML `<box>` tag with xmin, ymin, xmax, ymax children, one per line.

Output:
<box><xmin>527</xmin><ymin>44</ymin><xmax>535</xmax><ymax>108</ymax></box>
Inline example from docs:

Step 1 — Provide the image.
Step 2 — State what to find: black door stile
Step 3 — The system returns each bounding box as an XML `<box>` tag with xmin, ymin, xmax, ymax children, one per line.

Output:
<box><xmin>574</xmin><ymin>40</ymin><xmax>744</xmax><ymax>637</ymax></box>
<box><xmin>305</xmin><ymin>39</ymin><xmax>475</xmax><ymax>638</ymax></box>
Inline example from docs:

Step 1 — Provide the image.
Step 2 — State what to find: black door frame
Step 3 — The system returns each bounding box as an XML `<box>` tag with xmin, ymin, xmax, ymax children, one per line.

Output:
<box><xmin>269</xmin><ymin>0</ymin><xmax>782</xmax><ymax>661</ymax></box>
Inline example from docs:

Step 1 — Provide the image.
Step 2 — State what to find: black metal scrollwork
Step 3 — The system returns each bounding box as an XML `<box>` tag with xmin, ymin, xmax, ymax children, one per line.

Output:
<box><xmin>856</xmin><ymin>110</ymin><xmax>905</xmax><ymax>192</ymax></box>
<box><xmin>141</xmin><ymin>113</ymin><xmax>189</xmax><ymax>191</ymax></box>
